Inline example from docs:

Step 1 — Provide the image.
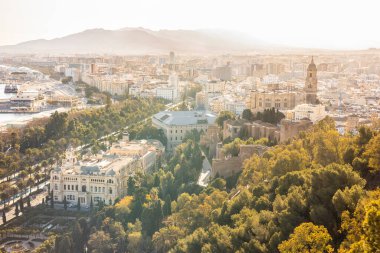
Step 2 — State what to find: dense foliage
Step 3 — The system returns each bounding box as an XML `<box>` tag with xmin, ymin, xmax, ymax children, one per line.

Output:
<box><xmin>37</xmin><ymin>117</ymin><xmax>380</xmax><ymax>253</ymax></box>
<box><xmin>45</xmin><ymin>139</ymin><xmax>204</xmax><ymax>253</ymax></box>
<box><xmin>242</xmin><ymin>108</ymin><xmax>285</xmax><ymax>125</ymax></box>
<box><xmin>151</xmin><ymin>118</ymin><xmax>379</xmax><ymax>253</ymax></box>
<box><xmin>0</xmin><ymin>98</ymin><xmax>166</xmax><ymax>208</ymax></box>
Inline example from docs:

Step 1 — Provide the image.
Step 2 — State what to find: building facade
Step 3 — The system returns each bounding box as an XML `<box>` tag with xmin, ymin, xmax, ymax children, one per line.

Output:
<box><xmin>152</xmin><ymin>110</ymin><xmax>216</xmax><ymax>150</ymax></box>
<box><xmin>287</xmin><ymin>103</ymin><xmax>327</xmax><ymax>123</ymax></box>
<box><xmin>50</xmin><ymin>136</ymin><xmax>164</xmax><ymax>206</ymax></box>
<box><xmin>249</xmin><ymin>90</ymin><xmax>297</xmax><ymax>113</ymax></box>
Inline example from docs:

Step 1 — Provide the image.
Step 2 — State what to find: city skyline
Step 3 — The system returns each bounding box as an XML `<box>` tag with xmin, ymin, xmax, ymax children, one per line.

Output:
<box><xmin>1</xmin><ymin>0</ymin><xmax>380</xmax><ymax>50</ymax></box>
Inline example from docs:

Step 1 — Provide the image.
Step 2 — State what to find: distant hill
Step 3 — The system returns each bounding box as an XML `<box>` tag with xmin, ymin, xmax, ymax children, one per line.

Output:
<box><xmin>0</xmin><ymin>27</ymin><xmax>281</xmax><ymax>55</ymax></box>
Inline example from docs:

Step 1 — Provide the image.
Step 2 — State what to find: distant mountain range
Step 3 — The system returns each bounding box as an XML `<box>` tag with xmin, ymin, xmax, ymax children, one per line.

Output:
<box><xmin>0</xmin><ymin>27</ymin><xmax>284</xmax><ymax>55</ymax></box>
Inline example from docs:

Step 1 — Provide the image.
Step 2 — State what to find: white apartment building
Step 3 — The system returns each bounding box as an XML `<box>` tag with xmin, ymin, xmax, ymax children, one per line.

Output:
<box><xmin>152</xmin><ymin>110</ymin><xmax>216</xmax><ymax>150</ymax></box>
<box><xmin>156</xmin><ymin>87</ymin><xmax>178</xmax><ymax>101</ymax></box>
<box><xmin>81</xmin><ymin>74</ymin><xmax>129</xmax><ymax>95</ymax></box>
<box><xmin>224</xmin><ymin>101</ymin><xmax>247</xmax><ymax>115</ymax></box>
<box><xmin>50</xmin><ymin>136</ymin><xmax>164</xmax><ymax>206</ymax></box>
<box><xmin>286</xmin><ymin>103</ymin><xmax>327</xmax><ymax>123</ymax></box>
<box><xmin>64</xmin><ymin>67</ymin><xmax>81</xmax><ymax>82</ymax></box>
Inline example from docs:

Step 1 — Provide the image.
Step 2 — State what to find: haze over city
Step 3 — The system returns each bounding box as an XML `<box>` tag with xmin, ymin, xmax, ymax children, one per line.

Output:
<box><xmin>1</xmin><ymin>0</ymin><xmax>380</xmax><ymax>49</ymax></box>
<box><xmin>0</xmin><ymin>1</ymin><xmax>379</xmax><ymax>253</ymax></box>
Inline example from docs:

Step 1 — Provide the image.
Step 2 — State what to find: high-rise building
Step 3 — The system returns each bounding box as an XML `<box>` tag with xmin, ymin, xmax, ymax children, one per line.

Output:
<box><xmin>169</xmin><ymin>51</ymin><xmax>175</xmax><ymax>65</ymax></box>
<box><xmin>195</xmin><ymin>91</ymin><xmax>209</xmax><ymax>110</ymax></box>
<box><xmin>212</xmin><ymin>63</ymin><xmax>232</xmax><ymax>81</ymax></box>
<box><xmin>304</xmin><ymin>57</ymin><xmax>318</xmax><ymax>104</ymax></box>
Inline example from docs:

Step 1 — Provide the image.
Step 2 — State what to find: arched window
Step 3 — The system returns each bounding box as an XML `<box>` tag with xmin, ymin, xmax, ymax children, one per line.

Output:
<box><xmin>82</xmin><ymin>185</ymin><xmax>86</xmax><ymax>192</ymax></box>
<box><xmin>109</xmin><ymin>187</ymin><xmax>113</xmax><ymax>194</ymax></box>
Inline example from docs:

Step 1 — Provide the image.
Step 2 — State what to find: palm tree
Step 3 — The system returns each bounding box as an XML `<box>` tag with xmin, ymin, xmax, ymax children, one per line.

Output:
<box><xmin>48</xmin><ymin>158</ymin><xmax>55</xmax><ymax>177</ymax></box>
<box><xmin>27</xmin><ymin>177</ymin><xmax>35</xmax><ymax>194</ymax></box>
<box><xmin>9</xmin><ymin>162</ymin><xmax>18</xmax><ymax>180</ymax></box>
<box><xmin>9</xmin><ymin>186</ymin><xmax>18</xmax><ymax>204</ymax></box>
<box><xmin>26</xmin><ymin>166</ymin><xmax>34</xmax><ymax>180</ymax></box>
<box><xmin>35</xmin><ymin>173</ymin><xmax>42</xmax><ymax>188</ymax></box>
<box><xmin>0</xmin><ymin>187</ymin><xmax>10</xmax><ymax>209</ymax></box>
<box><xmin>41</xmin><ymin>160</ymin><xmax>48</xmax><ymax>180</ymax></box>
<box><xmin>34</xmin><ymin>165</ymin><xmax>42</xmax><ymax>174</ymax></box>
<box><xmin>16</xmin><ymin>180</ymin><xmax>26</xmax><ymax>200</ymax></box>
<box><xmin>19</xmin><ymin>170</ymin><xmax>28</xmax><ymax>182</ymax></box>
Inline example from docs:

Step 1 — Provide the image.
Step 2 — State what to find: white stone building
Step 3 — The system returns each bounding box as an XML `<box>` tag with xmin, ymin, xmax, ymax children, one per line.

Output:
<box><xmin>286</xmin><ymin>103</ymin><xmax>327</xmax><ymax>123</ymax></box>
<box><xmin>50</xmin><ymin>136</ymin><xmax>164</xmax><ymax>206</ymax></box>
<box><xmin>152</xmin><ymin>110</ymin><xmax>216</xmax><ymax>150</ymax></box>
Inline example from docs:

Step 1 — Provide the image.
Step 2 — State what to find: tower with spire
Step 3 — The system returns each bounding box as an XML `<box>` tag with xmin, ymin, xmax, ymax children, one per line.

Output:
<box><xmin>304</xmin><ymin>56</ymin><xmax>318</xmax><ymax>104</ymax></box>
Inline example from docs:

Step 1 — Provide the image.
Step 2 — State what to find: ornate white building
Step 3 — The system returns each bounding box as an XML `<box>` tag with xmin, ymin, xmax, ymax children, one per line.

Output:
<box><xmin>50</xmin><ymin>135</ymin><xmax>164</xmax><ymax>206</ymax></box>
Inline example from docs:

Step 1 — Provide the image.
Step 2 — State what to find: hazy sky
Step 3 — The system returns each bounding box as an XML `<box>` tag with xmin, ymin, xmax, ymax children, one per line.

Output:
<box><xmin>1</xmin><ymin>0</ymin><xmax>379</xmax><ymax>49</ymax></box>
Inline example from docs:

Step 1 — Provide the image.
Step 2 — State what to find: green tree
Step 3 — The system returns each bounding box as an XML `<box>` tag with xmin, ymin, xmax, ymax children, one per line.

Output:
<box><xmin>278</xmin><ymin>223</ymin><xmax>333</xmax><ymax>253</ymax></box>
<box><xmin>63</xmin><ymin>196</ymin><xmax>67</xmax><ymax>211</ymax></box>
<box><xmin>215</xmin><ymin>111</ymin><xmax>235</xmax><ymax>127</ymax></box>
<box><xmin>363</xmin><ymin>133</ymin><xmax>380</xmax><ymax>172</ymax></box>
<box><xmin>127</xmin><ymin>177</ymin><xmax>136</xmax><ymax>196</ymax></box>
<box><xmin>88</xmin><ymin>231</ymin><xmax>115</xmax><ymax>253</ymax></box>
<box><xmin>72</xmin><ymin>221</ymin><xmax>84</xmax><ymax>252</ymax></box>
<box><xmin>163</xmin><ymin>194</ymin><xmax>172</xmax><ymax>216</ymax></box>
<box><xmin>15</xmin><ymin>202</ymin><xmax>19</xmax><ymax>217</ymax></box>
<box><xmin>242</xmin><ymin>109</ymin><xmax>254</xmax><ymax>121</ymax></box>
<box><xmin>362</xmin><ymin>199</ymin><xmax>380</xmax><ymax>252</ymax></box>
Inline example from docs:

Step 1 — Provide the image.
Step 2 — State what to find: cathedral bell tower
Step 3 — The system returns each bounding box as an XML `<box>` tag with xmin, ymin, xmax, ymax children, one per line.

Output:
<box><xmin>304</xmin><ymin>57</ymin><xmax>318</xmax><ymax>104</ymax></box>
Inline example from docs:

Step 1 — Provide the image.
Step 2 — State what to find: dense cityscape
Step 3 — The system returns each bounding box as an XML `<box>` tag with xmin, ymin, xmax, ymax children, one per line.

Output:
<box><xmin>0</xmin><ymin>1</ymin><xmax>379</xmax><ymax>253</ymax></box>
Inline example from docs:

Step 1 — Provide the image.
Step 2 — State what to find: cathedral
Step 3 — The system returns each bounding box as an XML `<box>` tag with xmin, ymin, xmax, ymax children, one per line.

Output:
<box><xmin>249</xmin><ymin>57</ymin><xmax>318</xmax><ymax>114</ymax></box>
<box><xmin>304</xmin><ymin>57</ymin><xmax>318</xmax><ymax>104</ymax></box>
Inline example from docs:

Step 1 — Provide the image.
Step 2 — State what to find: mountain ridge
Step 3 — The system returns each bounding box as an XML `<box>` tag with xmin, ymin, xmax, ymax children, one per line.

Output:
<box><xmin>0</xmin><ymin>27</ymin><xmax>281</xmax><ymax>55</ymax></box>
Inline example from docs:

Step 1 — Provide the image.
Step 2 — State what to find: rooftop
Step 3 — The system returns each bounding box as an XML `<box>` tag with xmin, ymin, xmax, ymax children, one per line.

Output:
<box><xmin>153</xmin><ymin>110</ymin><xmax>216</xmax><ymax>126</ymax></box>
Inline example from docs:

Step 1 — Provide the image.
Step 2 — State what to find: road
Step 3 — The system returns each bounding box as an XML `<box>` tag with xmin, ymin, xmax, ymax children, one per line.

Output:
<box><xmin>0</xmin><ymin>189</ymin><xmax>47</xmax><ymax>226</ymax></box>
<box><xmin>197</xmin><ymin>152</ymin><xmax>212</xmax><ymax>187</ymax></box>
<box><xmin>0</xmin><ymin>100</ymin><xmax>183</xmax><ymax>222</ymax></box>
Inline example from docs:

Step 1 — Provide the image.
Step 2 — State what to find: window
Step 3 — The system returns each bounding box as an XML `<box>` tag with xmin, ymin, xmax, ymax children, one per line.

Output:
<box><xmin>68</xmin><ymin>185</ymin><xmax>70</xmax><ymax>190</ymax></box>
<box><xmin>54</xmin><ymin>196</ymin><xmax>58</xmax><ymax>201</ymax></box>
<box><xmin>95</xmin><ymin>186</ymin><xmax>97</xmax><ymax>192</ymax></box>
<box><xmin>67</xmin><ymin>195</ymin><xmax>75</xmax><ymax>201</ymax></box>
<box><xmin>109</xmin><ymin>199</ymin><xmax>112</xmax><ymax>205</ymax></box>
<box><xmin>103</xmin><ymin>187</ymin><xmax>105</xmax><ymax>193</ymax></box>
<box><xmin>90</xmin><ymin>186</ymin><xmax>93</xmax><ymax>192</ymax></box>
<box><xmin>64</xmin><ymin>185</ymin><xmax>66</xmax><ymax>190</ymax></box>
<box><xmin>109</xmin><ymin>187</ymin><xmax>113</xmax><ymax>194</ymax></box>
<box><xmin>75</xmin><ymin>185</ymin><xmax>78</xmax><ymax>191</ymax></box>
<box><xmin>54</xmin><ymin>184</ymin><xmax>58</xmax><ymax>190</ymax></box>
<box><xmin>82</xmin><ymin>185</ymin><xmax>86</xmax><ymax>192</ymax></box>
